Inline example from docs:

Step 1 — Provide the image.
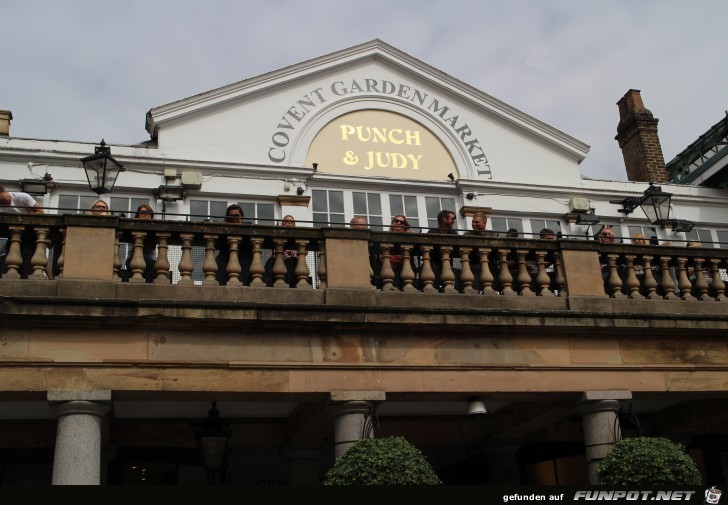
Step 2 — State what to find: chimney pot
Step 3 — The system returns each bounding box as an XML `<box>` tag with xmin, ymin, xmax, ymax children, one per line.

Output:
<box><xmin>0</xmin><ymin>110</ymin><xmax>12</xmax><ymax>136</ymax></box>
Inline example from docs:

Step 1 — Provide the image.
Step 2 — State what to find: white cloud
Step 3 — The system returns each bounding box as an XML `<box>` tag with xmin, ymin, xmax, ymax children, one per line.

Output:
<box><xmin>2</xmin><ymin>0</ymin><xmax>726</xmax><ymax>182</ymax></box>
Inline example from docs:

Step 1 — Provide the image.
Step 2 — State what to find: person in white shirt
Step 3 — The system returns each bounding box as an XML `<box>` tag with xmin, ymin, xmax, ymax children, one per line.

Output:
<box><xmin>0</xmin><ymin>186</ymin><xmax>43</xmax><ymax>214</ymax></box>
<box><xmin>0</xmin><ymin>185</ymin><xmax>46</xmax><ymax>279</ymax></box>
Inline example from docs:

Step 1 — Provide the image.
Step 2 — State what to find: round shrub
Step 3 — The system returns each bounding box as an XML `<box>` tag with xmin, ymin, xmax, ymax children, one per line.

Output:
<box><xmin>322</xmin><ymin>436</ymin><xmax>442</xmax><ymax>485</ymax></box>
<box><xmin>596</xmin><ymin>437</ymin><xmax>702</xmax><ymax>486</ymax></box>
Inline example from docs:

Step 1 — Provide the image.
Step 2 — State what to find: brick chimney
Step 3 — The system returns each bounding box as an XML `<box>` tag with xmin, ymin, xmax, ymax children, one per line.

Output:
<box><xmin>0</xmin><ymin>110</ymin><xmax>11</xmax><ymax>136</ymax></box>
<box><xmin>615</xmin><ymin>90</ymin><xmax>668</xmax><ymax>183</ymax></box>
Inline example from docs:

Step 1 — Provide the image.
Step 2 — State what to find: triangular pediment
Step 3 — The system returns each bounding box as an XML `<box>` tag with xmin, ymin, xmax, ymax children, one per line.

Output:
<box><xmin>146</xmin><ymin>40</ymin><xmax>589</xmax><ymax>184</ymax></box>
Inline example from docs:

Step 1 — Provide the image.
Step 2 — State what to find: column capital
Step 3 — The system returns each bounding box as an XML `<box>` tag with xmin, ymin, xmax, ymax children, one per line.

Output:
<box><xmin>48</xmin><ymin>390</ymin><xmax>112</xmax><ymax>418</ymax></box>
<box><xmin>327</xmin><ymin>399</ymin><xmax>373</xmax><ymax>417</ymax></box>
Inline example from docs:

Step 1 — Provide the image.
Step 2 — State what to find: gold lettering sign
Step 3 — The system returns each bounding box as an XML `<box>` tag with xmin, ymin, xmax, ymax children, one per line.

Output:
<box><xmin>306</xmin><ymin>110</ymin><xmax>457</xmax><ymax>181</ymax></box>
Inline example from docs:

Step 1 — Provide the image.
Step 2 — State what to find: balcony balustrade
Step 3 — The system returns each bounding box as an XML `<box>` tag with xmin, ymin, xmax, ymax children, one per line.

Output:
<box><xmin>0</xmin><ymin>214</ymin><xmax>726</xmax><ymax>303</ymax></box>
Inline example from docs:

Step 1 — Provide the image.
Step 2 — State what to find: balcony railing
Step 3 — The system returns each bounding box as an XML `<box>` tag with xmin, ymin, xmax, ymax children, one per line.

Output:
<box><xmin>0</xmin><ymin>214</ymin><xmax>726</xmax><ymax>302</ymax></box>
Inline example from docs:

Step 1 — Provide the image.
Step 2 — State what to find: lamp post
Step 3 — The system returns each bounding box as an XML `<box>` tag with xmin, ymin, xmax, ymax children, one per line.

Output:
<box><xmin>80</xmin><ymin>139</ymin><xmax>125</xmax><ymax>195</ymax></box>
<box><xmin>195</xmin><ymin>401</ymin><xmax>232</xmax><ymax>485</ymax></box>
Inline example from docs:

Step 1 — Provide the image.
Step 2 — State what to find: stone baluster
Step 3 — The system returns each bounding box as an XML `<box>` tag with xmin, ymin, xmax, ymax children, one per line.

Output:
<box><xmin>534</xmin><ymin>250</ymin><xmax>553</xmax><ymax>297</ymax></box>
<box><xmin>623</xmin><ymin>254</ymin><xmax>643</xmax><ymax>299</ymax></box>
<box><xmin>675</xmin><ymin>257</ymin><xmax>694</xmax><ymax>301</ymax></box>
<box><xmin>317</xmin><ymin>243</ymin><xmax>327</xmax><ymax>289</ymax></box>
<box><xmin>516</xmin><ymin>249</ymin><xmax>534</xmax><ymax>296</ymax></box>
<box><xmin>378</xmin><ymin>243</ymin><xmax>396</xmax><ymax>291</ymax></box>
<box><xmin>154</xmin><ymin>232</ymin><xmax>171</xmax><ymax>284</ymax></box>
<box><xmin>29</xmin><ymin>226</ymin><xmax>50</xmax><ymax>280</ymax></box>
<box><xmin>249</xmin><ymin>238</ymin><xmax>266</xmax><ymax>287</ymax></box>
<box><xmin>177</xmin><ymin>233</ymin><xmax>195</xmax><ymax>285</ymax></box>
<box><xmin>459</xmin><ymin>247</ymin><xmax>476</xmax><ymax>294</ymax></box>
<box><xmin>400</xmin><ymin>244</ymin><xmax>416</xmax><ymax>292</ymax></box>
<box><xmin>295</xmin><ymin>240</ymin><xmax>312</xmax><ymax>289</ymax></box>
<box><xmin>642</xmin><ymin>255</ymin><xmax>659</xmax><ymax>300</ymax></box>
<box><xmin>439</xmin><ymin>245</ymin><xmax>456</xmax><ymax>293</ymax></box>
<box><xmin>658</xmin><ymin>256</ymin><xmax>678</xmax><ymax>300</ymax></box>
<box><xmin>202</xmin><ymin>234</ymin><xmax>219</xmax><ymax>286</ymax></box>
<box><xmin>127</xmin><ymin>231</ymin><xmax>147</xmax><ymax>283</ymax></box>
<box><xmin>709</xmin><ymin>258</ymin><xmax>726</xmax><ymax>301</ymax></box>
<box><xmin>676</xmin><ymin>257</ymin><xmax>695</xmax><ymax>300</ymax></box>
<box><xmin>478</xmin><ymin>248</ymin><xmax>497</xmax><ymax>295</ymax></box>
<box><xmin>497</xmin><ymin>248</ymin><xmax>515</xmax><ymax>296</ymax></box>
<box><xmin>224</xmin><ymin>235</ymin><xmax>243</xmax><ymax>286</ymax></box>
<box><xmin>692</xmin><ymin>257</ymin><xmax>710</xmax><ymax>301</ymax></box>
<box><xmin>3</xmin><ymin>225</ymin><xmax>24</xmax><ymax>279</ymax></box>
<box><xmin>271</xmin><ymin>239</ymin><xmax>288</xmax><ymax>288</ymax></box>
<box><xmin>605</xmin><ymin>254</ymin><xmax>625</xmax><ymax>298</ymax></box>
<box><xmin>419</xmin><ymin>245</ymin><xmax>436</xmax><ymax>293</ymax></box>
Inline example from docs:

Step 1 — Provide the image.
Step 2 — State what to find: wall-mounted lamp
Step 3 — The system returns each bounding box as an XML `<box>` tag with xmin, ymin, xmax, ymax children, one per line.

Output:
<box><xmin>296</xmin><ymin>186</ymin><xmax>305</xmax><ymax>196</ymax></box>
<box><xmin>466</xmin><ymin>397</ymin><xmax>487</xmax><ymax>421</ymax></box>
<box><xmin>575</xmin><ymin>210</ymin><xmax>600</xmax><ymax>226</ymax></box>
<box><xmin>447</xmin><ymin>173</ymin><xmax>455</xmax><ymax>182</ymax></box>
<box><xmin>19</xmin><ymin>175</ymin><xmax>55</xmax><ymax>195</ymax></box>
<box><xmin>80</xmin><ymin>139</ymin><xmax>125</xmax><ymax>195</ymax></box>
<box><xmin>670</xmin><ymin>219</ymin><xmax>695</xmax><ymax>233</ymax></box>
<box><xmin>611</xmin><ymin>182</ymin><xmax>672</xmax><ymax>226</ymax></box>
<box><xmin>312</xmin><ymin>162</ymin><xmax>318</xmax><ymax>172</ymax></box>
<box><xmin>153</xmin><ymin>184</ymin><xmax>186</xmax><ymax>202</ymax></box>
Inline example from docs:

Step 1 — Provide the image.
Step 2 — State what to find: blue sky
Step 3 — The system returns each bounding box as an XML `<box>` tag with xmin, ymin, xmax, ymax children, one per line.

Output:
<box><xmin>2</xmin><ymin>0</ymin><xmax>727</xmax><ymax>181</ymax></box>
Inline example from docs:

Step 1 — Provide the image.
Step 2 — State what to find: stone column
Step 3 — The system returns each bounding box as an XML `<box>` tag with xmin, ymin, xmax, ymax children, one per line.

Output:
<box><xmin>578</xmin><ymin>390</ymin><xmax>632</xmax><ymax>484</ymax></box>
<box><xmin>48</xmin><ymin>390</ymin><xmax>112</xmax><ymax>485</ymax></box>
<box><xmin>327</xmin><ymin>391</ymin><xmax>385</xmax><ymax>460</ymax></box>
<box><xmin>281</xmin><ymin>447</ymin><xmax>322</xmax><ymax>485</ymax></box>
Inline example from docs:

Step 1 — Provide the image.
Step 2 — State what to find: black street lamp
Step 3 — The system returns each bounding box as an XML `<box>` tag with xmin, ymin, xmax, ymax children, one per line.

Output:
<box><xmin>614</xmin><ymin>182</ymin><xmax>672</xmax><ymax>226</ymax></box>
<box><xmin>80</xmin><ymin>139</ymin><xmax>125</xmax><ymax>195</ymax></box>
<box><xmin>195</xmin><ymin>401</ymin><xmax>232</xmax><ymax>485</ymax></box>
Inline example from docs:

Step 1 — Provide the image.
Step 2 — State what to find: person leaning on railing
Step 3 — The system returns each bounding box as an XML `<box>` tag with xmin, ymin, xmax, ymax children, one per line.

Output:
<box><xmin>379</xmin><ymin>214</ymin><xmax>417</xmax><ymax>290</ymax></box>
<box><xmin>264</xmin><ymin>214</ymin><xmax>300</xmax><ymax>287</ymax></box>
<box><xmin>0</xmin><ymin>185</ymin><xmax>49</xmax><ymax>278</ymax></box>
<box><xmin>215</xmin><ymin>204</ymin><xmax>252</xmax><ymax>285</ymax></box>
<box><xmin>464</xmin><ymin>212</ymin><xmax>498</xmax><ymax>293</ymax></box>
<box><xmin>121</xmin><ymin>203</ymin><xmax>160</xmax><ymax>283</ymax></box>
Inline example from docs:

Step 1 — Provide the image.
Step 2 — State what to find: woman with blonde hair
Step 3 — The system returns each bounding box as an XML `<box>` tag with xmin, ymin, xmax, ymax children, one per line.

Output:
<box><xmin>89</xmin><ymin>199</ymin><xmax>110</xmax><ymax>215</ymax></box>
<box><xmin>631</xmin><ymin>233</ymin><xmax>646</xmax><ymax>245</ymax></box>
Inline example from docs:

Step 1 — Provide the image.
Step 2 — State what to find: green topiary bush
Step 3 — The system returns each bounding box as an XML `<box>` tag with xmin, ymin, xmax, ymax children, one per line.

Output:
<box><xmin>596</xmin><ymin>437</ymin><xmax>702</xmax><ymax>486</ymax></box>
<box><xmin>322</xmin><ymin>436</ymin><xmax>442</xmax><ymax>485</ymax></box>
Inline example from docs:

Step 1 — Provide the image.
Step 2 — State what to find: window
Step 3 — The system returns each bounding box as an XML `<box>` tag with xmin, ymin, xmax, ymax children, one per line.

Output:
<box><xmin>110</xmin><ymin>197</ymin><xmax>152</xmax><ymax>217</ymax></box>
<box><xmin>627</xmin><ymin>225</ymin><xmax>657</xmax><ymax>244</ymax></box>
<box><xmin>239</xmin><ymin>202</ymin><xmax>275</xmax><ymax>225</ymax></box>
<box><xmin>189</xmin><ymin>200</ymin><xmax>228</xmax><ymax>222</ymax></box>
<box><xmin>389</xmin><ymin>194</ymin><xmax>420</xmax><ymax>231</ymax></box>
<box><xmin>352</xmin><ymin>192</ymin><xmax>383</xmax><ymax>230</ymax></box>
<box><xmin>686</xmin><ymin>228</ymin><xmax>715</xmax><ymax>248</ymax></box>
<box><xmin>424</xmin><ymin>196</ymin><xmax>456</xmax><ymax>231</ymax></box>
<box><xmin>312</xmin><ymin>190</ymin><xmax>344</xmax><ymax>227</ymax></box>
<box><xmin>57</xmin><ymin>194</ymin><xmax>101</xmax><ymax>214</ymax></box>
<box><xmin>716</xmin><ymin>230</ymin><xmax>728</xmax><ymax>249</ymax></box>
<box><xmin>490</xmin><ymin>217</ymin><xmax>523</xmax><ymax>237</ymax></box>
<box><xmin>529</xmin><ymin>219</ymin><xmax>562</xmax><ymax>239</ymax></box>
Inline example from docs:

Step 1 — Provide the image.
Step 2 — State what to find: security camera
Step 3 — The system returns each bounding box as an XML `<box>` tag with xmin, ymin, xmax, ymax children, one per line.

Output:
<box><xmin>467</xmin><ymin>397</ymin><xmax>487</xmax><ymax>421</ymax></box>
